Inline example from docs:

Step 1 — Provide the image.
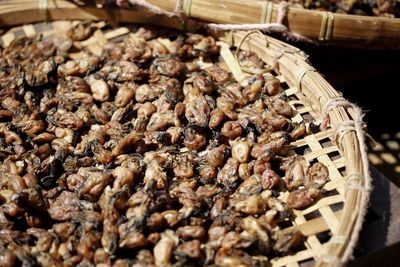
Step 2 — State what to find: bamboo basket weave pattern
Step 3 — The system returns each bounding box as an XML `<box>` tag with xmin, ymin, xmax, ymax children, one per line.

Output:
<box><xmin>0</xmin><ymin>7</ymin><xmax>370</xmax><ymax>267</ymax></box>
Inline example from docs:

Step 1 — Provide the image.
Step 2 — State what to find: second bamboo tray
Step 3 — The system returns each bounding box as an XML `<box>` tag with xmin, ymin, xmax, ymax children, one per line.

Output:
<box><xmin>1</xmin><ymin>0</ymin><xmax>399</xmax><ymax>48</ymax></box>
<box><xmin>152</xmin><ymin>0</ymin><xmax>400</xmax><ymax>48</ymax></box>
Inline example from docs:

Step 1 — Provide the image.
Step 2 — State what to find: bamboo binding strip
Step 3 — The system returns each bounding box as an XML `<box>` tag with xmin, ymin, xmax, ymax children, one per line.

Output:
<box><xmin>0</xmin><ymin>4</ymin><xmax>371</xmax><ymax>267</ymax></box>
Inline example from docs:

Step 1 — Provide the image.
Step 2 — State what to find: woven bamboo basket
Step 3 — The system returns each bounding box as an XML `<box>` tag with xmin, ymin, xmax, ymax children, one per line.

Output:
<box><xmin>0</xmin><ymin>2</ymin><xmax>371</xmax><ymax>267</ymax></box>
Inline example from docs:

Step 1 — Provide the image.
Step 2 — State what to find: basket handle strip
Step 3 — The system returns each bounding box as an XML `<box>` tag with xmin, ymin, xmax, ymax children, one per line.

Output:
<box><xmin>233</xmin><ymin>30</ymin><xmax>270</xmax><ymax>75</ymax></box>
<box><xmin>272</xmin><ymin>46</ymin><xmax>308</xmax><ymax>75</ymax></box>
<box><xmin>295</xmin><ymin>67</ymin><xmax>316</xmax><ymax>92</ymax></box>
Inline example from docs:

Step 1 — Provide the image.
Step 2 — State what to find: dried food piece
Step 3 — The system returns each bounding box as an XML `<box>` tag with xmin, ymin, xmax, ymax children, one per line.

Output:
<box><xmin>185</xmin><ymin>95</ymin><xmax>211</xmax><ymax>127</ymax></box>
<box><xmin>232</xmin><ymin>140</ymin><xmax>251</xmax><ymax>163</ymax></box>
<box><xmin>282</xmin><ymin>156</ymin><xmax>308</xmax><ymax>190</ymax></box>
<box><xmin>153</xmin><ymin>57</ymin><xmax>186</xmax><ymax>78</ymax></box>
<box><xmin>286</xmin><ymin>161</ymin><xmax>330</xmax><ymax>209</ymax></box>
<box><xmin>266</xmin><ymin>77</ymin><xmax>281</xmax><ymax>96</ymax></box>
<box><xmin>67</xmin><ymin>21</ymin><xmax>95</xmax><ymax>41</ymax></box>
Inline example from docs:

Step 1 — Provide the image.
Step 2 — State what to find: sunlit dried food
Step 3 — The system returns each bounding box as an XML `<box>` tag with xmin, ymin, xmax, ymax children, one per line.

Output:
<box><xmin>0</xmin><ymin>25</ymin><xmax>328</xmax><ymax>267</ymax></box>
<box><xmin>232</xmin><ymin>140</ymin><xmax>251</xmax><ymax>163</ymax></box>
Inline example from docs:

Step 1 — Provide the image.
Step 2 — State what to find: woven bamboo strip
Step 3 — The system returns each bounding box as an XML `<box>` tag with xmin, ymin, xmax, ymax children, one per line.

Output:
<box><xmin>291</xmin><ymin>129</ymin><xmax>334</xmax><ymax>147</ymax></box>
<box><xmin>300</xmin><ymin>195</ymin><xmax>344</xmax><ymax>214</ymax></box>
<box><xmin>272</xmin><ymin>249</ymin><xmax>315</xmax><ymax>266</ymax></box>
<box><xmin>333</xmin><ymin>158</ymin><xmax>346</xmax><ymax>169</ymax></box>
<box><xmin>282</xmin><ymin>210</ymin><xmax>343</xmax><ymax>236</ymax></box>
<box><xmin>303</xmin><ymin>146</ymin><xmax>340</xmax><ymax>161</ymax></box>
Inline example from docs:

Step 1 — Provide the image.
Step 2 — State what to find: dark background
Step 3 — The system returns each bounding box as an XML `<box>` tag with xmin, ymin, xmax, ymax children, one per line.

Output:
<box><xmin>306</xmin><ymin>46</ymin><xmax>400</xmax><ymax>138</ymax></box>
<box><xmin>304</xmin><ymin>45</ymin><xmax>400</xmax><ymax>266</ymax></box>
